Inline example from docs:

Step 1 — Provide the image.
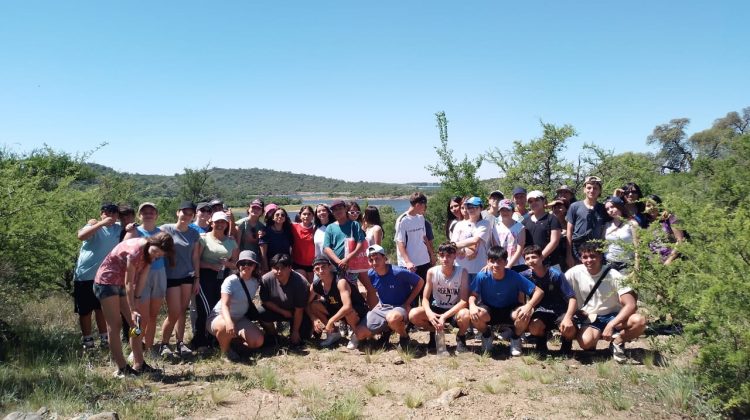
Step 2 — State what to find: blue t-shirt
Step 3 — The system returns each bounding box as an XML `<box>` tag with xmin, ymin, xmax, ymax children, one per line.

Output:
<box><xmin>368</xmin><ymin>265</ymin><xmax>421</xmax><ymax>306</ymax></box>
<box><xmin>521</xmin><ymin>267</ymin><xmax>575</xmax><ymax>314</ymax></box>
<box><xmin>189</xmin><ymin>223</ymin><xmax>208</xmax><ymax>234</ymax></box>
<box><xmin>74</xmin><ymin>223</ymin><xmax>122</xmax><ymax>281</ymax></box>
<box><xmin>136</xmin><ymin>226</ymin><xmax>165</xmax><ymax>270</ymax></box>
<box><xmin>471</xmin><ymin>269</ymin><xmax>536</xmax><ymax>309</ymax></box>
<box><xmin>323</xmin><ymin>220</ymin><xmax>364</xmax><ymax>260</ymax></box>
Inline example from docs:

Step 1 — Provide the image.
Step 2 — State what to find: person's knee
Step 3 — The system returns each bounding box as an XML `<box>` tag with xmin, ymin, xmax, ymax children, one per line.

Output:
<box><xmin>528</xmin><ymin>319</ymin><xmax>546</xmax><ymax>336</ymax></box>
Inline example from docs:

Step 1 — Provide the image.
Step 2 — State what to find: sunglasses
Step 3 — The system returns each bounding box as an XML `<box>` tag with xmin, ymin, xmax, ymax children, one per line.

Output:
<box><xmin>348</xmin><ymin>210</ymin><xmax>361</xmax><ymax>215</ymax></box>
<box><xmin>237</xmin><ymin>261</ymin><xmax>256</xmax><ymax>267</ymax></box>
<box><xmin>624</xmin><ymin>190</ymin><xmax>639</xmax><ymax>195</ymax></box>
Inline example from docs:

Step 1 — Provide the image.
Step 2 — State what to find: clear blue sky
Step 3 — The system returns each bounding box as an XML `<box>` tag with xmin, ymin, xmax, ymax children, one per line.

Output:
<box><xmin>2</xmin><ymin>1</ymin><xmax>748</xmax><ymax>183</ymax></box>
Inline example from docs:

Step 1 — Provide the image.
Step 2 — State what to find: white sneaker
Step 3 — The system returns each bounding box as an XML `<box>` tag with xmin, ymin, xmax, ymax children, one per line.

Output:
<box><xmin>497</xmin><ymin>327</ymin><xmax>513</xmax><ymax>341</ymax></box>
<box><xmin>611</xmin><ymin>337</ymin><xmax>626</xmax><ymax>363</ymax></box>
<box><xmin>346</xmin><ymin>334</ymin><xmax>359</xmax><ymax>350</ymax></box>
<box><xmin>320</xmin><ymin>331</ymin><xmax>342</xmax><ymax>347</ymax></box>
<box><xmin>510</xmin><ymin>338</ymin><xmax>522</xmax><ymax>357</ymax></box>
<box><xmin>82</xmin><ymin>337</ymin><xmax>95</xmax><ymax>350</ymax></box>
<box><xmin>481</xmin><ymin>334</ymin><xmax>494</xmax><ymax>353</ymax></box>
<box><xmin>127</xmin><ymin>351</ymin><xmax>134</xmax><ymax>364</ymax></box>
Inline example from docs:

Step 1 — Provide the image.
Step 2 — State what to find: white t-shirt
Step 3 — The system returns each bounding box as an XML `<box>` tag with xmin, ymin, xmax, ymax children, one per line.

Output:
<box><xmin>211</xmin><ymin>274</ymin><xmax>260</xmax><ymax>321</ymax></box>
<box><xmin>565</xmin><ymin>265</ymin><xmax>633</xmax><ymax>316</ymax></box>
<box><xmin>450</xmin><ymin>219</ymin><xmax>491</xmax><ymax>274</ymax></box>
<box><xmin>605</xmin><ymin>221</ymin><xmax>634</xmax><ymax>263</ymax></box>
<box><xmin>395</xmin><ymin>212</ymin><xmax>431</xmax><ymax>267</ymax></box>
<box><xmin>314</xmin><ymin>225</ymin><xmax>327</xmax><ymax>257</ymax></box>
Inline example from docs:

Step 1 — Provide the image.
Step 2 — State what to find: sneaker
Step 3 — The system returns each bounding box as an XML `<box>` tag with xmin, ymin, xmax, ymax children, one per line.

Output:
<box><xmin>320</xmin><ymin>331</ymin><xmax>342</xmax><ymax>347</ymax></box>
<box><xmin>399</xmin><ymin>335</ymin><xmax>410</xmax><ymax>351</ymax></box>
<box><xmin>136</xmin><ymin>361</ymin><xmax>161</xmax><ymax>374</ymax></box>
<box><xmin>481</xmin><ymin>333</ymin><xmax>493</xmax><ymax>353</ymax></box>
<box><xmin>375</xmin><ymin>331</ymin><xmax>392</xmax><ymax>348</ymax></box>
<box><xmin>177</xmin><ymin>341</ymin><xmax>193</xmax><ymax>357</ymax></box>
<box><xmin>148</xmin><ymin>346</ymin><xmax>160</xmax><ymax>359</ymax></box>
<box><xmin>611</xmin><ymin>340</ymin><xmax>626</xmax><ymax>363</ymax></box>
<box><xmin>159</xmin><ymin>343</ymin><xmax>174</xmax><ymax>360</ymax></box>
<box><xmin>510</xmin><ymin>338</ymin><xmax>523</xmax><ymax>357</ymax></box>
<box><xmin>455</xmin><ymin>337</ymin><xmax>470</xmax><ymax>354</ymax></box>
<box><xmin>222</xmin><ymin>349</ymin><xmax>241</xmax><ymax>363</ymax></box>
<box><xmin>559</xmin><ymin>339</ymin><xmax>573</xmax><ymax>355</ymax></box>
<box><xmin>497</xmin><ymin>327</ymin><xmax>513</xmax><ymax>341</ymax></box>
<box><xmin>338</xmin><ymin>322</ymin><xmax>350</xmax><ymax>339</ymax></box>
<box><xmin>113</xmin><ymin>365</ymin><xmax>139</xmax><ymax>378</ymax></box>
<box><xmin>82</xmin><ymin>337</ymin><xmax>95</xmax><ymax>350</ymax></box>
<box><xmin>346</xmin><ymin>334</ymin><xmax>359</xmax><ymax>350</ymax></box>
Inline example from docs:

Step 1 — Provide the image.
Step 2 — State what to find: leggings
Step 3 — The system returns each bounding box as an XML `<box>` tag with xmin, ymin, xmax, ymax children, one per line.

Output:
<box><xmin>193</xmin><ymin>268</ymin><xmax>222</xmax><ymax>347</ymax></box>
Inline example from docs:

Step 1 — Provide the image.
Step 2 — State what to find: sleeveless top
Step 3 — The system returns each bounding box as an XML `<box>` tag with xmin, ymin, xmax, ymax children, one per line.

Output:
<box><xmin>429</xmin><ymin>265</ymin><xmax>464</xmax><ymax>309</ymax></box>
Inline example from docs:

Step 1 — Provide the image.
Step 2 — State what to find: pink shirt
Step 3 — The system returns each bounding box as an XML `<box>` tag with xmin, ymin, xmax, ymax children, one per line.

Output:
<box><xmin>95</xmin><ymin>238</ymin><xmax>147</xmax><ymax>286</ymax></box>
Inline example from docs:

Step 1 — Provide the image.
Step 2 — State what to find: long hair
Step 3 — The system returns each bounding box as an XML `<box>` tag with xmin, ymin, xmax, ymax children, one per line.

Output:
<box><xmin>264</xmin><ymin>207</ymin><xmax>294</xmax><ymax>244</ymax></box>
<box><xmin>314</xmin><ymin>204</ymin><xmax>333</xmax><ymax>228</ymax></box>
<box><xmin>347</xmin><ymin>201</ymin><xmax>363</xmax><ymax>223</ymax></box>
<box><xmin>142</xmin><ymin>231</ymin><xmax>175</xmax><ymax>267</ymax></box>
<box><xmin>363</xmin><ymin>205</ymin><xmax>382</xmax><ymax>230</ymax></box>
<box><xmin>445</xmin><ymin>196</ymin><xmax>462</xmax><ymax>238</ymax></box>
<box><xmin>298</xmin><ymin>205</ymin><xmax>315</xmax><ymax>226</ymax></box>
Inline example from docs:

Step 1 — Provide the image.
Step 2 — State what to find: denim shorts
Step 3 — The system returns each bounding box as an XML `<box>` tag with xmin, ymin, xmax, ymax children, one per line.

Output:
<box><xmin>576</xmin><ymin>311</ymin><xmax>620</xmax><ymax>331</ymax></box>
<box><xmin>93</xmin><ymin>283</ymin><xmax>126</xmax><ymax>300</ymax></box>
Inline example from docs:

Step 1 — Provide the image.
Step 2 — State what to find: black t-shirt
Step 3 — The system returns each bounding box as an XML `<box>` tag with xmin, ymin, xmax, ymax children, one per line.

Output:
<box><xmin>523</xmin><ymin>212</ymin><xmax>562</xmax><ymax>265</ymax></box>
<box><xmin>312</xmin><ymin>276</ymin><xmax>367</xmax><ymax>313</ymax></box>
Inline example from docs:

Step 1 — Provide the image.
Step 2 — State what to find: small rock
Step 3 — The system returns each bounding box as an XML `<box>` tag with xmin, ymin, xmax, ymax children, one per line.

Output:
<box><xmin>34</xmin><ymin>408</ymin><xmax>48</xmax><ymax>417</ymax></box>
<box><xmin>425</xmin><ymin>387</ymin><xmax>465</xmax><ymax>408</ymax></box>
<box><xmin>86</xmin><ymin>412</ymin><xmax>119</xmax><ymax>420</ymax></box>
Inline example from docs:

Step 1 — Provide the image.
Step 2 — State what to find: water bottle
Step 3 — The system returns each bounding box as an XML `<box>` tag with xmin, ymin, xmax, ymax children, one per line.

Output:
<box><xmin>435</xmin><ymin>328</ymin><xmax>449</xmax><ymax>356</ymax></box>
<box><xmin>129</xmin><ymin>314</ymin><xmax>142</xmax><ymax>337</ymax></box>
<box><xmin>217</xmin><ymin>258</ymin><xmax>226</xmax><ymax>280</ymax></box>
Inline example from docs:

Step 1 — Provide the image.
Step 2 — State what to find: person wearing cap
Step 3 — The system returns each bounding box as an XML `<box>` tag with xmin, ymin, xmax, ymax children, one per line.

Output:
<box><xmin>191</xmin><ymin>211</ymin><xmax>239</xmax><ymax>349</ymax></box>
<box><xmin>123</xmin><ymin>202</ymin><xmax>169</xmax><ymax>357</ymax></box>
<box><xmin>565</xmin><ymin>241</ymin><xmax>646</xmax><ymax>363</ymax></box>
<box><xmin>522</xmin><ymin>191</ymin><xmax>563</xmax><ymax>269</ymax></box>
<box><xmin>511</xmin><ymin>187</ymin><xmax>530</xmax><ymax>222</ymax></box>
<box><xmin>234</xmin><ymin>199</ymin><xmax>267</xmax><ymax>268</ymax></box>
<box><xmin>469</xmin><ymin>246</ymin><xmax>544</xmax><ymax>356</ymax></box>
<box><xmin>73</xmin><ymin>203</ymin><xmax>122</xmax><ymax>350</ymax></box>
<box><xmin>307</xmin><ymin>256</ymin><xmax>368</xmax><ymax>349</ymax></box>
<box><xmin>258</xmin><ymin>253</ymin><xmax>313</xmax><ymax>346</ymax></box>
<box><xmin>206</xmin><ymin>250</ymin><xmax>264</xmax><ymax>362</ymax></box>
<box><xmin>394</xmin><ymin>192</ymin><xmax>432</xmax><ymax>281</ymax></box>
<box><xmin>157</xmin><ymin>201</ymin><xmax>202</xmax><ymax>360</ymax></box>
<box><xmin>190</xmin><ymin>202</ymin><xmax>212</xmax><ymax>234</ymax></box>
<box><xmin>555</xmin><ymin>185</ymin><xmax>576</xmax><ymax>204</ymax></box>
<box><xmin>210</xmin><ymin>199</ymin><xmax>237</xmax><ymax>241</ymax></box>
<box><xmin>408</xmin><ymin>242</ymin><xmax>472</xmax><ymax>353</ymax></box>
<box><xmin>491</xmin><ymin>198</ymin><xmax>527</xmax><ymax>270</ymax></box>
<box><xmin>323</xmin><ymin>199</ymin><xmax>378</xmax><ymax>308</ymax></box>
<box><xmin>353</xmin><ymin>244</ymin><xmax>424</xmax><ymax>350</ymax></box>
<box><xmin>450</xmin><ymin>197</ymin><xmax>493</xmax><ymax>282</ymax></box>
<box><xmin>482</xmin><ymin>190</ymin><xmax>504</xmax><ymax>228</ymax></box>
<box><xmin>604</xmin><ymin>196</ymin><xmax>640</xmax><ymax>273</ymax></box>
<box><xmin>565</xmin><ymin>176</ymin><xmax>609</xmax><ymax>267</ymax></box>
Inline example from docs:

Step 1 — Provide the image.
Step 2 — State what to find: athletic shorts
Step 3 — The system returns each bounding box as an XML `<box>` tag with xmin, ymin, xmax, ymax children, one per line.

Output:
<box><xmin>532</xmin><ymin>307</ymin><xmax>565</xmax><ymax>331</ymax></box>
<box><xmin>141</xmin><ymin>267</ymin><xmax>167</xmax><ymax>301</ymax></box>
<box><xmin>321</xmin><ymin>301</ymin><xmax>368</xmax><ymax>321</ymax></box>
<box><xmin>73</xmin><ymin>280</ymin><xmax>101</xmax><ymax>315</ymax></box>
<box><xmin>575</xmin><ymin>311</ymin><xmax>620</xmax><ymax>332</ymax></box>
<box><xmin>480</xmin><ymin>303</ymin><xmax>521</xmax><ymax>326</ymax></box>
<box><xmin>365</xmin><ymin>304</ymin><xmax>407</xmax><ymax>334</ymax></box>
<box><xmin>429</xmin><ymin>304</ymin><xmax>459</xmax><ymax>327</ymax></box>
<box><xmin>167</xmin><ymin>275</ymin><xmax>194</xmax><ymax>288</ymax></box>
<box><xmin>93</xmin><ymin>283</ymin><xmax>126</xmax><ymax>300</ymax></box>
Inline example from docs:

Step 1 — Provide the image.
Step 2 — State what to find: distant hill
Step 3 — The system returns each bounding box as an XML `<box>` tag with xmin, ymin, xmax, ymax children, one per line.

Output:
<box><xmin>85</xmin><ymin>163</ymin><xmax>420</xmax><ymax>203</ymax></box>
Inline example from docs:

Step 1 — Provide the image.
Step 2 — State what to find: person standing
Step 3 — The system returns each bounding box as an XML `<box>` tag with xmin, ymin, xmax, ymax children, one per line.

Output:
<box><xmin>234</xmin><ymin>199</ymin><xmax>266</xmax><ymax>257</ymax></box>
<box><xmin>522</xmin><ymin>191</ymin><xmax>562</xmax><ymax>269</ymax></box>
<box><xmin>394</xmin><ymin>192</ymin><xmax>432</xmax><ymax>282</ymax></box>
<box><xmin>451</xmin><ymin>197</ymin><xmax>492</xmax><ymax>282</ymax></box>
<box><xmin>482</xmin><ymin>190</ymin><xmax>504</xmax><ymax>228</ymax></box>
<box><xmin>566</xmin><ymin>176</ymin><xmax>609</xmax><ymax>267</ymax></box>
<box><xmin>511</xmin><ymin>187</ymin><xmax>529</xmax><ymax>222</ymax></box>
<box><xmin>74</xmin><ymin>203</ymin><xmax>122</xmax><ymax>350</ymax></box>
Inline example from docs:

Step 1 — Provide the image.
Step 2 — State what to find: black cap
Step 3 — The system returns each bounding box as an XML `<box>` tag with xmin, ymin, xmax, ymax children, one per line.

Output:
<box><xmin>178</xmin><ymin>200</ymin><xmax>196</xmax><ymax>211</ymax></box>
<box><xmin>196</xmin><ymin>202</ymin><xmax>211</xmax><ymax>211</ymax></box>
<box><xmin>209</xmin><ymin>199</ymin><xmax>223</xmax><ymax>207</ymax></box>
<box><xmin>312</xmin><ymin>256</ymin><xmax>331</xmax><ymax>266</ymax></box>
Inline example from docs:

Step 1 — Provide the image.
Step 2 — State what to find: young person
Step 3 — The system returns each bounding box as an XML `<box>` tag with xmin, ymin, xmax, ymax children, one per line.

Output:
<box><xmin>313</xmin><ymin>204</ymin><xmax>333</xmax><ymax>258</ymax></box>
<box><xmin>521</xmin><ymin>245</ymin><xmax>577</xmax><ymax>353</ymax></box>
<box><xmin>260</xmin><ymin>207</ymin><xmax>294</xmax><ymax>271</ymax></box>
<box><xmin>95</xmin><ymin>232</ymin><xmax>174</xmax><ymax>377</ymax></box>
<box><xmin>307</xmin><ymin>256</ymin><xmax>368</xmax><ymax>349</ymax></box>
<box><xmin>604</xmin><ymin>196</ymin><xmax>639</xmax><ymax>272</ymax></box>
<box><xmin>408</xmin><ymin>242</ymin><xmax>471</xmax><ymax>353</ymax></box>
<box><xmin>451</xmin><ymin>197</ymin><xmax>492</xmax><ymax>282</ymax></box>
<box><xmin>353</xmin><ymin>245</ymin><xmax>424</xmax><ymax>350</ymax></box>
<box><xmin>258</xmin><ymin>253</ymin><xmax>312</xmax><ymax>346</ymax></box>
<box><xmin>291</xmin><ymin>205</ymin><xmax>316</xmax><ymax>282</ymax></box>
<box><xmin>207</xmin><ymin>250</ymin><xmax>265</xmax><ymax>362</ymax></box>
<box><xmin>565</xmin><ymin>241</ymin><xmax>647</xmax><ymax>363</ymax></box>
<box><xmin>74</xmin><ymin>203</ymin><xmax>122</xmax><ymax>350</ymax></box>
<box><xmin>468</xmin><ymin>246</ymin><xmax>543</xmax><ymax>356</ymax></box>
<box><xmin>511</xmin><ymin>187</ymin><xmax>529</xmax><ymax>222</ymax></box>
<box><xmin>522</xmin><ymin>191</ymin><xmax>562</xmax><ymax>268</ymax></box>
<box><xmin>445</xmin><ymin>196</ymin><xmax>463</xmax><ymax>239</ymax></box>
<box><xmin>190</xmin><ymin>202</ymin><xmax>212</xmax><ymax>234</ymax></box>
<box><xmin>566</xmin><ymin>176</ymin><xmax>609</xmax><ymax>267</ymax></box>
<box><xmin>482</xmin><ymin>190</ymin><xmax>505</xmax><ymax>229</ymax></box>
<box><xmin>395</xmin><ymin>192</ymin><xmax>432</xmax><ymax>282</ymax></box>
<box><xmin>491</xmin><ymin>199</ymin><xmax>526</xmax><ymax>271</ymax></box>
<box><xmin>234</xmin><ymin>199</ymin><xmax>266</xmax><ymax>259</ymax></box>
<box><xmin>362</xmin><ymin>206</ymin><xmax>384</xmax><ymax>246</ymax></box>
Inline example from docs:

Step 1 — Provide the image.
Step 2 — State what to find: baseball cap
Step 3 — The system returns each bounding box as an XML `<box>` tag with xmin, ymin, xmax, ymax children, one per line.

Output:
<box><xmin>330</xmin><ymin>199</ymin><xmax>346</xmax><ymax>209</ymax></box>
<box><xmin>548</xmin><ymin>197</ymin><xmax>570</xmax><ymax>208</ymax></box>
<box><xmin>606</xmin><ymin>196</ymin><xmax>625</xmax><ymax>206</ymax></box>
<box><xmin>512</xmin><ymin>187</ymin><xmax>527</xmax><ymax>196</ymax></box>
<box><xmin>527</xmin><ymin>190</ymin><xmax>545</xmax><ymax>200</ymax></box>
<box><xmin>556</xmin><ymin>185</ymin><xmax>574</xmax><ymax>195</ymax></box>
<box><xmin>250</xmin><ymin>199</ymin><xmax>263</xmax><ymax>209</ymax></box>
<box><xmin>489</xmin><ymin>190</ymin><xmax>504</xmax><ymax>199</ymax></box>
<box><xmin>101</xmin><ymin>203</ymin><xmax>119</xmax><ymax>213</ymax></box>
<box><xmin>209</xmin><ymin>199</ymin><xmax>223</xmax><ymax>208</ymax></box>
<box><xmin>237</xmin><ymin>250</ymin><xmax>260</xmax><ymax>265</ymax></box>
<box><xmin>196</xmin><ymin>202</ymin><xmax>211</xmax><ymax>212</ymax></box>
<box><xmin>312</xmin><ymin>256</ymin><xmax>331</xmax><ymax>267</ymax></box>
<box><xmin>211</xmin><ymin>212</ymin><xmax>229</xmax><ymax>223</ymax></box>
<box><xmin>584</xmin><ymin>176</ymin><xmax>603</xmax><ymax>185</ymax></box>
<box><xmin>138</xmin><ymin>202</ymin><xmax>158</xmax><ymax>213</ymax></box>
<box><xmin>465</xmin><ymin>197</ymin><xmax>483</xmax><ymax>207</ymax></box>
<box><xmin>366</xmin><ymin>244</ymin><xmax>386</xmax><ymax>256</ymax></box>
<box><xmin>498</xmin><ymin>199</ymin><xmax>514</xmax><ymax>210</ymax></box>
<box><xmin>178</xmin><ymin>200</ymin><xmax>196</xmax><ymax>211</ymax></box>
<box><xmin>264</xmin><ymin>203</ymin><xmax>278</xmax><ymax>214</ymax></box>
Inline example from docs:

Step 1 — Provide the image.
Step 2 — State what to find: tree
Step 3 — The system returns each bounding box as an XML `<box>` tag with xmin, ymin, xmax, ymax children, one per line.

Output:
<box><xmin>425</xmin><ymin>111</ymin><xmax>486</xmax><ymax>198</ymax></box>
<box><xmin>177</xmin><ymin>163</ymin><xmax>219</xmax><ymax>202</ymax></box>
<box><xmin>647</xmin><ymin>118</ymin><xmax>694</xmax><ymax>173</ymax></box>
<box><xmin>580</xmin><ymin>145</ymin><xmax>661</xmax><ymax>195</ymax></box>
<box><xmin>486</xmin><ymin>120</ymin><xmax>577</xmax><ymax>196</ymax></box>
<box><xmin>689</xmin><ymin>107</ymin><xmax>750</xmax><ymax>159</ymax></box>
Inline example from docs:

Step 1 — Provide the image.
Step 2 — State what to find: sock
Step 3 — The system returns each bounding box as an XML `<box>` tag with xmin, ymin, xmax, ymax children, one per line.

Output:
<box><xmin>457</xmin><ymin>334</ymin><xmax>466</xmax><ymax>344</ymax></box>
<box><xmin>482</xmin><ymin>329</ymin><xmax>492</xmax><ymax>338</ymax></box>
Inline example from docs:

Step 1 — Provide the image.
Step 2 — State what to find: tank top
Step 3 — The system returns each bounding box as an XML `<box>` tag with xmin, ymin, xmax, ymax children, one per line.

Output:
<box><xmin>312</xmin><ymin>276</ymin><xmax>367</xmax><ymax>312</ymax></box>
<box><xmin>430</xmin><ymin>265</ymin><xmax>464</xmax><ymax>309</ymax></box>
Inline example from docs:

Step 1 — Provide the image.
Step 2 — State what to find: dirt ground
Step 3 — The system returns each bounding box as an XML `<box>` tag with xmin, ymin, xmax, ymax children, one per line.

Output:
<box><xmin>130</xmin><ymin>330</ymin><xmax>686</xmax><ymax>420</ymax></box>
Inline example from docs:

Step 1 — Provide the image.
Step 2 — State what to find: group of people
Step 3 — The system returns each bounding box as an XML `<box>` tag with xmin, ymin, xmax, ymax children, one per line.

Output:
<box><xmin>72</xmin><ymin>177</ymin><xmax>684</xmax><ymax>377</ymax></box>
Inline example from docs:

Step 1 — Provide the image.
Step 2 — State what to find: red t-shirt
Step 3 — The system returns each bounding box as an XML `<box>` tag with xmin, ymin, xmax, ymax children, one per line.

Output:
<box><xmin>291</xmin><ymin>223</ymin><xmax>315</xmax><ymax>266</ymax></box>
<box><xmin>95</xmin><ymin>238</ymin><xmax>147</xmax><ymax>286</ymax></box>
